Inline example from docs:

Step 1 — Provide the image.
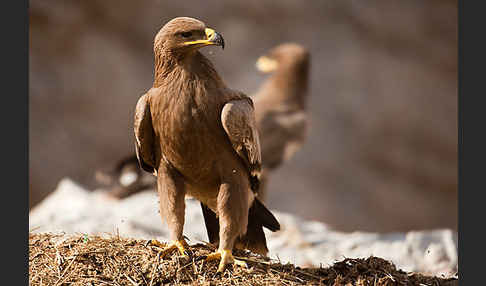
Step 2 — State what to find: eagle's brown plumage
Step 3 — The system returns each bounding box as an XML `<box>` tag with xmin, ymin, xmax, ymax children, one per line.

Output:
<box><xmin>97</xmin><ymin>43</ymin><xmax>310</xmax><ymax>202</ymax></box>
<box><xmin>133</xmin><ymin>17</ymin><xmax>279</xmax><ymax>272</ymax></box>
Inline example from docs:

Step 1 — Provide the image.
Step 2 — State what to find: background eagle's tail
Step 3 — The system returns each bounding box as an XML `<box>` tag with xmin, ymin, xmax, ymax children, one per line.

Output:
<box><xmin>200</xmin><ymin>198</ymin><xmax>280</xmax><ymax>255</ymax></box>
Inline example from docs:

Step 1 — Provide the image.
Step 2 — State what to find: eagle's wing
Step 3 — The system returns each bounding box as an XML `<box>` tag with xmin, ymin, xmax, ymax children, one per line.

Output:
<box><xmin>257</xmin><ymin>108</ymin><xmax>308</xmax><ymax>170</ymax></box>
<box><xmin>133</xmin><ymin>93</ymin><xmax>157</xmax><ymax>175</ymax></box>
<box><xmin>221</xmin><ymin>97</ymin><xmax>262</xmax><ymax>179</ymax></box>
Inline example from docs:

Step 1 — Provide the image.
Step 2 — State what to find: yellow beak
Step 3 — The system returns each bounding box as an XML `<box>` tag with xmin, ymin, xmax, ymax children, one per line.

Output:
<box><xmin>183</xmin><ymin>28</ymin><xmax>225</xmax><ymax>49</ymax></box>
<box><xmin>256</xmin><ymin>56</ymin><xmax>278</xmax><ymax>73</ymax></box>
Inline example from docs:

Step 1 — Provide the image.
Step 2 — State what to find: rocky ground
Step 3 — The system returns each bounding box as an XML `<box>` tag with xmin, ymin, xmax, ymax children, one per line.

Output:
<box><xmin>29</xmin><ymin>178</ymin><xmax>458</xmax><ymax>280</ymax></box>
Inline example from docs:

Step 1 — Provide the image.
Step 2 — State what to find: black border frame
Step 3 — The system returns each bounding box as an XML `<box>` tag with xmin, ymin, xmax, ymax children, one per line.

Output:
<box><xmin>5</xmin><ymin>0</ymin><xmax>29</xmax><ymax>284</ymax></box>
<box><xmin>459</xmin><ymin>0</ymin><xmax>482</xmax><ymax>284</ymax></box>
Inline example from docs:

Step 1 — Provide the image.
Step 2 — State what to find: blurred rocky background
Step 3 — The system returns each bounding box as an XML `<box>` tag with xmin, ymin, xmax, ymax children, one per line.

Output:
<box><xmin>29</xmin><ymin>0</ymin><xmax>457</xmax><ymax>232</ymax></box>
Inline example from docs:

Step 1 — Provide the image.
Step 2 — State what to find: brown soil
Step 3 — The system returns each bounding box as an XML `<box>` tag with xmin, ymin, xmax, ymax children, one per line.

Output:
<box><xmin>29</xmin><ymin>233</ymin><xmax>458</xmax><ymax>286</ymax></box>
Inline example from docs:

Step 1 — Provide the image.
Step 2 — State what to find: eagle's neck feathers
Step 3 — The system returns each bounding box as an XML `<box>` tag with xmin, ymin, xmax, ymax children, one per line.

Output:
<box><xmin>153</xmin><ymin>50</ymin><xmax>225</xmax><ymax>93</ymax></box>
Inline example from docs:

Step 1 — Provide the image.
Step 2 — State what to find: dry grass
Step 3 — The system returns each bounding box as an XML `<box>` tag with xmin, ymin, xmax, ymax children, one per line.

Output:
<box><xmin>29</xmin><ymin>233</ymin><xmax>458</xmax><ymax>286</ymax></box>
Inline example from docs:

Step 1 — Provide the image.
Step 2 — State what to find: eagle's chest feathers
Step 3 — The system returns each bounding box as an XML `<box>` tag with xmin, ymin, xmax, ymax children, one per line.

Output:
<box><xmin>153</xmin><ymin>82</ymin><xmax>224</xmax><ymax>178</ymax></box>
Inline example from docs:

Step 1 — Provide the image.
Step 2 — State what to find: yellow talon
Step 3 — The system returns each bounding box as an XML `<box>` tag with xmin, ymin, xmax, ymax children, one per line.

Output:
<box><xmin>151</xmin><ymin>239</ymin><xmax>189</xmax><ymax>258</ymax></box>
<box><xmin>205</xmin><ymin>249</ymin><xmax>248</xmax><ymax>273</ymax></box>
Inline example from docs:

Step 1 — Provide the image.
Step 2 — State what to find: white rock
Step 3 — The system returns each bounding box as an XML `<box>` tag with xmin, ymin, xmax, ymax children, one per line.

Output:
<box><xmin>29</xmin><ymin>178</ymin><xmax>457</xmax><ymax>277</ymax></box>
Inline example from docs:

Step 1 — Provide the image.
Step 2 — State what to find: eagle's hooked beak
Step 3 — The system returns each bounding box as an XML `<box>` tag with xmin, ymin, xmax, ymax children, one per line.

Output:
<box><xmin>184</xmin><ymin>28</ymin><xmax>225</xmax><ymax>50</ymax></box>
<box><xmin>206</xmin><ymin>28</ymin><xmax>225</xmax><ymax>49</ymax></box>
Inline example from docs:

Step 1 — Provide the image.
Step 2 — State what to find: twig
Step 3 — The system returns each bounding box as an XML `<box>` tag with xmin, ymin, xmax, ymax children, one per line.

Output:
<box><xmin>149</xmin><ymin>252</ymin><xmax>161</xmax><ymax>286</ymax></box>
<box><xmin>123</xmin><ymin>273</ymin><xmax>139</xmax><ymax>286</ymax></box>
<box><xmin>54</xmin><ymin>256</ymin><xmax>78</xmax><ymax>286</ymax></box>
<box><xmin>385</xmin><ymin>271</ymin><xmax>396</xmax><ymax>282</ymax></box>
<box><xmin>293</xmin><ymin>268</ymin><xmax>322</xmax><ymax>280</ymax></box>
<box><xmin>29</xmin><ymin>251</ymin><xmax>45</xmax><ymax>261</ymax></box>
<box><xmin>126</xmin><ymin>255</ymin><xmax>148</xmax><ymax>286</ymax></box>
<box><xmin>270</xmin><ymin>268</ymin><xmax>305</xmax><ymax>284</ymax></box>
<box><xmin>29</xmin><ymin>226</ymin><xmax>42</xmax><ymax>233</ymax></box>
<box><xmin>55</xmin><ymin>248</ymin><xmax>64</xmax><ymax>277</ymax></box>
<box><xmin>234</xmin><ymin>256</ymin><xmax>272</xmax><ymax>265</ymax></box>
<box><xmin>85</xmin><ymin>277</ymin><xmax>116</xmax><ymax>285</ymax></box>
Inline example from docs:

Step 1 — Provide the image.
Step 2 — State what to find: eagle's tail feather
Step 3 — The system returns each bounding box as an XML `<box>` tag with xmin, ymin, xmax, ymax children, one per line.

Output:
<box><xmin>200</xmin><ymin>198</ymin><xmax>280</xmax><ymax>256</ymax></box>
<box><xmin>200</xmin><ymin>202</ymin><xmax>219</xmax><ymax>245</ymax></box>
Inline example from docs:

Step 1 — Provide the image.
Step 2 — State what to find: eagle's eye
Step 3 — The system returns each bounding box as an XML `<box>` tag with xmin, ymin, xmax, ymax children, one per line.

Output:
<box><xmin>180</xmin><ymin>31</ymin><xmax>193</xmax><ymax>38</ymax></box>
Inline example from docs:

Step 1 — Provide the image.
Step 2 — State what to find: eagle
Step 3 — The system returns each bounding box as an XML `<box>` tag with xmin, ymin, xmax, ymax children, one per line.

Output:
<box><xmin>133</xmin><ymin>17</ymin><xmax>280</xmax><ymax>272</ymax></box>
<box><xmin>252</xmin><ymin>43</ymin><xmax>310</xmax><ymax>200</ymax></box>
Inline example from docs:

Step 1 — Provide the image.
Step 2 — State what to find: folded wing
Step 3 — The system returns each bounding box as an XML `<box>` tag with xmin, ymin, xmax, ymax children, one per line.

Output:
<box><xmin>133</xmin><ymin>93</ymin><xmax>157</xmax><ymax>174</ymax></box>
<box><xmin>221</xmin><ymin>97</ymin><xmax>262</xmax><ymax>180</ymax></box>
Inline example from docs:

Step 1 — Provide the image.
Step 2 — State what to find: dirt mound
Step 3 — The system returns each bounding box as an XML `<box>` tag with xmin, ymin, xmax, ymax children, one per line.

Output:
<box><xmin>29</xmin><ymin>233</ymin><xmax>457</xmax><ymax>285</ymax></box>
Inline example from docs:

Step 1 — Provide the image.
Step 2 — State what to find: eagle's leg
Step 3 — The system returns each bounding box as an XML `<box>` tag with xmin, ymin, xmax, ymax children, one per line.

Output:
<box><xmin>155</xmin><ymin>163</ymin><xmax>189</xmax><ymax>258</ymax></box>
<box><xmin>205</xmin><ymin>181</ymin><xmax>249</xmax><ymax>272</ymax></box>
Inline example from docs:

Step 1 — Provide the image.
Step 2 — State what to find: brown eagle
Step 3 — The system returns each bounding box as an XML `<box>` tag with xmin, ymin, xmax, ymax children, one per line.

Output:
<box><xmin>133</xmin><ymin>17</ymin><xmax>280</xmax><ymax>272</ymax></box>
